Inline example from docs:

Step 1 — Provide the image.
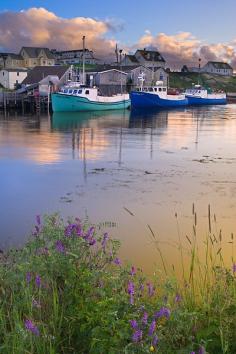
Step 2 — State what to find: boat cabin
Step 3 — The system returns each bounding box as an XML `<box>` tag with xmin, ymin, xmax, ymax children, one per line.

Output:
<box><xmin>60</xmin><ymin>86</ymin><xmax>99</xmax><ymax>100</ymax></box>
<box><xmin>136</xmin><ymin>86</ymin><xmax>167</xmax><ymax>93</ymax></box>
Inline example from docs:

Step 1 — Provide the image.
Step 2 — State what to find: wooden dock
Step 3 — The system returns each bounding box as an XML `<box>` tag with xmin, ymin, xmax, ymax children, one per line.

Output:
<box><xmin>0</xmin><ymin>92</ymin><xmax>51</xmax><ymax>114</ymax></box>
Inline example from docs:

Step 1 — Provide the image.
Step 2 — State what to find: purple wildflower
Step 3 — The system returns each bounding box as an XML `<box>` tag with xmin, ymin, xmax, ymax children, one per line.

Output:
<box><xmin>25</xmin><ymin>319</ymin><xmax>40</xmax><ymax>336</ymax></box>
<box><xmin>190</xmin><ymin>352</ymin><xmax>196</xmax><ymax>354</ymax></box>
<box><xmin>198</xmin><ymin>346</ymin><xmax>205</xmax><ymax>354</ymax></box>
<box><xmin>36</xmin><ymin>215</ymin><xmax>41</xmax><ymax>226</ymax></box>
<box><xmin>154</xmin><ymin>307</ymin><xmax>171</xmax><ymax>319</ymax></box>
<box><xmin>139</xmin><ymin>283</ymin><xmax>144</xmax><ymax>292</ymax></box>
<box><xmin>175</xmin><ymin>293</ymin><xmax>182</xmax><ymax>303</ymax></box>
<box><xmin>233</xmin><ymin>263</ymin><xmax>236</xmax><ymax>273</ymax></box>
<box><xmin>55</xmin><ymin>240</ymin><xmax>65</xmax><ymax>253</ymax></box>
<box><xmin>84</xmin><ymin>226</ymin><xmax>95</xmax><ymax>240</ymax></box>
<box><xmin>32</xmin><ymin>225</ymin><xmax>40</xmax><ymax>236</ymax></box>
<box><xmin>142</xmin><ymin>312</ymin><xmax>148</xmax><ymax>325</ymax></box>
<box><xmin>26</xmin><ymin>272</ymin><xmax>31</xmax><ymax>284</ymax></box>
<box><xmin>152</xmin><ymin>335</ymin><xmax>159</xmax><ymax>346</ymax></box>
<box><xmin>130</xmin><ymin>266</ymin><xmax>136</xmax><ymax>276</ymax></box>
<box><xmin>147</xmin><ymin>282</ymin><xmax>155</xmax><ymax>297</ymax></box>
<box><xmin>132</xmin><ymin>329</ymin><xmax>142</xmax><ymax>343</ymax></box>
<box><xmin>114</xmin><ymin>257</ymin><xmax>121</xmax><ymax>266</ymax></box>
<box><xmin>76</xmin><ymin>224</ymin><xmax>83</xmax><ymax>237</ymax></box>
<box><xmin>89</xmin><ymin>238</ymin><xmax>96</xmax><ymax>246</ymax></box>
<box><xmin>64</xmin><ymin>225</ymin><xmax>72</xmax><ymax>237</ymax></box>
<box><xmin>35</xmin><ymin>275</ymin><xmax>41</xmax><ymax>288</ymax></box>
<box><xmin>102</xmin><ymin>232</ymin><xmax>109</xmax><ymax>250</ymax></box>
<box><xmin>148</xmin><ymin>320</ymin><xmax>156</xmax><ymax>336</ymax></box>
<box><xmin>129</xmin><ymin>319</ymin><xmax>138</xmax><ymax>329</ymax></box>
<box><xmin>128</xmin><ymin>281</ymin><xmax>135</xmax><ymax>305</ymax></box>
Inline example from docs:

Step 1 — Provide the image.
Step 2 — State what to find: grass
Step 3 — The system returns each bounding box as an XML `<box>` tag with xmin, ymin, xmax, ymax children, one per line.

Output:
<box><xmin>169</xmin><ymin>72</ymin><xmax>236</xmax><ymax>92</ymax></box>
<box><xmin>0</xmin><ymin>211</ymin><xmax>236</xmax><ymax>353</ymax></box>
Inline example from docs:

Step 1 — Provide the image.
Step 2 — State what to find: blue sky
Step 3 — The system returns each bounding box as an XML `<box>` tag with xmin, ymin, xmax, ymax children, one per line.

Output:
<box><xmin>0</xmin><ymin>0</ymin><xmax>236</xmax><ymax>45</ymax></box>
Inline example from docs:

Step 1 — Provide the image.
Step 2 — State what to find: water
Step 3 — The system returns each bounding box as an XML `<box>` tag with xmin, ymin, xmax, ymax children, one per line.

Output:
<box><xmin>1</xmin><ymin>106</ymin><xmax>236</xmax><ymax>274</ymax></box>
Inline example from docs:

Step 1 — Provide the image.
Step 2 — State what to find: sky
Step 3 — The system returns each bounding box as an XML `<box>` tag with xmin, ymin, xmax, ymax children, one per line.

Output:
<box><xmin>0</xmin><ymin>0</ymin><xmax>236</xmax><ymax>68</ymax></box>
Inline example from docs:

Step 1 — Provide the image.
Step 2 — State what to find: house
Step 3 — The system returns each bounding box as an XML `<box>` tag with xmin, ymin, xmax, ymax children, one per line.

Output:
<box><xmin>201</xmin><ymin>61</ymin><xmax>233</xmax><ymax>76</ymax></box>
<box><xmin>85</xmin><ymin>67</ymin><xmax>128</xmax><ymax>95</ymax></box>
<box><xmin>21</xmin><ymin>66</ymin><xmax>72</xmax><ymax>95</ymax></box>
<box><xmin>52</xmin><ymin>49</ymin><xmax>99</xmax><ymax>66</ymax></box>
<box><xmin>120</xmin><ymin>49</ymin><xmax>166</xmax><ymax>69</ymax></box>
<box><xmin>0</xmin><ymin>68</ymin><xmax>28</xmax><ymax>89</ymax></box>
<box><xmin>1</xmin><ymin>47</ymin><xmax>55</xmax><ymax>69</ymax></box>
<box><xmin>125</xmin><ymin>65</ymin><xmax>168</xmax><ymax>88</ymax></box>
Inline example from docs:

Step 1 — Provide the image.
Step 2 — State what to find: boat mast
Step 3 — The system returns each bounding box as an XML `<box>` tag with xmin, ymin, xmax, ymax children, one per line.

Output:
<box><xmin>198</xmin><ymin>58</ymin><xmax>201</xmax><ymax>85</ymax></box>
<box><xmin>82</xmin><ymin>35</ymin><xmax>85</xmax><ymax>85</ymax></box>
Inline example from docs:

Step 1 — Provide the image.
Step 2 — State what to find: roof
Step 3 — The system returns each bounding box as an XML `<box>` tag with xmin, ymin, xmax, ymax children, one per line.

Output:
<box><xmin>21</xmin><ymin>47</ymin><xmax>55</xmax><ymax>59</ymax></box>
<box><xmin>207</xmin><ymin>61</ymin><xmax>233</xmax><ymax>70</ymax></box>
<box><xmin>7</xmin><ymin>54</ymin><xmax>23</xmax><ymax>60</ymax></box>
<box><xmin>0</xmin><ymin>68</ymin><xmax>28</xmax><ymax>72</ymax></box>
<box><xmin>22</xmin><ymin>66</ymin><xmax>69</xmax><ymax>85</ymax></box>
<box><xmin>125</xmin><ymin>55</ymin><xmax>139</xmax><ymax>63</ymax></box>
<box><xmin>54</xmin><ymin>48</ymin><xmax>92</xmax><ymax>54</ymax></box>
<box><xmin>135</xmin><ymin>49</ymin><xmax>165</xmax><ymax>62</ymax></box>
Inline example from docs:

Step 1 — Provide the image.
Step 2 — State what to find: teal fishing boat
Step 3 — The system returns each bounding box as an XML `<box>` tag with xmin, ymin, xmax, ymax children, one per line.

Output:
<box><xmin>51</xmin><ymin>86</ymin><xmax>130</xmax><ymax>112</ymax></box>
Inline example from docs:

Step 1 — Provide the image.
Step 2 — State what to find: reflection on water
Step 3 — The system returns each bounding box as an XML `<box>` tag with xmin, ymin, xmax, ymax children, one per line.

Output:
<box><xmin>1</xmin><ymin>105</ymin><xmax>236</xmax><ymax>274</ymax></box>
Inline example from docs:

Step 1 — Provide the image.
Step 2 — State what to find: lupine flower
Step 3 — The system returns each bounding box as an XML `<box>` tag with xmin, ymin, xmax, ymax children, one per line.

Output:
<box><xmin>84</xmin><ymin>226</ymin><xmax>95</xmax><ymax>240</ymax></box>
<box><xmin>198</xmin><ymin>346</ymin><xmax>205</xmax><ymax>354</ymax></box>
<box><xmin>190</xmin><ymin>352</ymin><xmax>196</xmax><ymax>354</ymax></box>
<box><xmin>114</xmin><ymin>257</ymin><xmax>121</xmax><ymax>266</ymax></box>
<box><xmin>25</xmin><ymin>319</ymin><xmax>40</xmax><ymax>336</ymax></box>
<box><xmin>88</xmin><ymin>238</ymin><xmax>96</xmax><ymax>246</ymax></box>
<box><xmin>76</xmin><ymin>224</ymin><xmax>83</xmax><ymax>237</ymax></box>
<box><xmin>175</xmin><ymin>293</ymin><xmax>182</xmax><ymax>303</ymax></box>
<box><xmin>154</xmin><ymin>307</ymin><xmax>171</xmax><ymax>319</ymax></box>
<box><xmin>26</xmin><ymin>272</ymin><xmax>31</xmax><ymax>284</ymax></box>
<box><xmin>102</xmin><ymin>232</ymin><xmax>109</xmax><ymax>250</ymax></box>
<box><xmin>64</xmin><ymin>225</ymin><xmax>72</xmax><ymax>237</ymax></box>
<box><xmin>36</xmin><ymin>215</ymin><xmax>41</xmax><ymax>226</ymax></box>
<box><xmin>148</xmin><ymin>320</ymin><xmax>156</xmax><ymax>336</ymax></box>
<box><xmin>35</xmin><ymin>275</ymin><xmax>41</xmax><ymax>288</ymax></box>
<box><xmin>142</xmin><ymin>312</ymin><xmax>148</xmax><ymax>325</ymax></box>
<box><xmin>55</xmin><ymin>240</ymin><xmax>65</xmax><ymax>253</ymax></box>
<box><xmin>130</xmin><ymin>266</ymin><xmax>136</xmax><ymax>276</ymax></box>
<box><xmin>152</xmin><ymin>335</ymin><xmax>159</xmax><ymax>346</ymax></box>
<box><xmin>128</xmin><ymin>281</ymin><xmax>135</xmax><ymax>305</ymax></box>
<box><xmin>233</xmin><ymin>263</ymin><xmax>236</xmax><ymax>273</ymax></box>
<box><xmin>32</xmin><ymin>225</ymin><xmax>40</xmax><ymax>236</ymax></box>
<box><xmin>147</xmin><ymin>282</ymin><xmax>155</xmax><ymax>297</ymax></box>
<box><xmin>132</xmin><ymin>329</ymin><xmax>142</xmax><ymax>343</ymax></box>
<box><xmin>139</xmin><ymin>283</ymin><xmax>144</xmax><ymax>292</ymax></box>
<box><xmin>129</xmin><ymin>319</ymin><xmax>138</xmax><ymax>329</ymax></box>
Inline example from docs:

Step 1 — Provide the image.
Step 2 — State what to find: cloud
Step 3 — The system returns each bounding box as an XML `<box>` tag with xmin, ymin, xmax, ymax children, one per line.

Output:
<box><xmin>0</xmin><ymin>8</ymin><xmax>236</xmax><ymax>68</ymax></box>
<box><xmin>135</xmin><ymin>31</ymin><xmax>236</xmax><ymax>69</ymax></box>
<box><xmin>0</xmin><ymin>7</ymin><xmax>117</xmax><ymax>59</ymax></box>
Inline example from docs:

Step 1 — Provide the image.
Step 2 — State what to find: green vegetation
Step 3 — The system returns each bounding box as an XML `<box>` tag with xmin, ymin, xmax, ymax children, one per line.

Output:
<box><xmin>0</xmin><ymin>212</ymin><xmax>236</xmax><ymax>353</ymax></box>
<box><xmin>169</xmin><ymin>72</ymin><xmax>236</xmax><ymax>92</ymax></box>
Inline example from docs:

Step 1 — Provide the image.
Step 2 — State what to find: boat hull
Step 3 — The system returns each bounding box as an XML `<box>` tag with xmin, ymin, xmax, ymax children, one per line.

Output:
<box><xmin>186</xmin><ymin>96</ymin><xmax>227</xmax><ymax>105</ymax></box>
<box><xmin>130</xmin><ymin>91</ymin><xmax>188</xmax><ymax>108</ymax></box>
<box><xmin>51</xmin><ymin>93</ymin><xmax>130</xmax><ymax>112</ymax></box>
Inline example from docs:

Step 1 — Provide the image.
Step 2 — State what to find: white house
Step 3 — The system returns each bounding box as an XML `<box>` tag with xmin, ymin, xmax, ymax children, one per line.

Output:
<box><xmin>0</xmin><ymin>68</ymin><xmax>28</xmax><ymax>89</ymax></box>
<box><xmin>201</xmin><ymin>61</ymin><xmax>233</xmax><ymax>76</ymax></box>
<box><xmin>120</xmin><ymin>49</ymin><xmax>166</xmax><ymax>69</ymax></box>
<box><xmin>52</xmin><ymin>49</ymin><xmax>99</xmax><ymax>65</ymax></box>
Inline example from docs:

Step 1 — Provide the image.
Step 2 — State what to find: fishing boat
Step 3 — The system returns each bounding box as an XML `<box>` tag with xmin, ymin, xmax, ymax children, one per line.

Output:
<box><xmin>51</xmin><ymin>35</ymin><xmax>130</xmax><ymax>112</ymax></box>
<box><xmin>130</xmin><ymin>74</ymin><xmax>188</xmax><ymax>109</ymax></box>
<box><xmin>185</xmin><ymin>85</ymin><xmax>227</xmax><ymax>105</ymax></box>
<box><xmin>51</xmin><ymin>85</ymin><xmax>130</xmax><ymax>112</ymax></box>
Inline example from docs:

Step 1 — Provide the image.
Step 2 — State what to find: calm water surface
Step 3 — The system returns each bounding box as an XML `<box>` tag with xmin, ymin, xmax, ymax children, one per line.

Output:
<box><xmin>1</xmin><ymin>106</ymin><xmax>236</xmax><ymax>274</ymax></box>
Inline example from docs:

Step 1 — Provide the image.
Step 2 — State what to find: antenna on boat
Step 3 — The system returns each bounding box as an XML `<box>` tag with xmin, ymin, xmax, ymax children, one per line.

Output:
<box><xmin>82</xmin><ymin>35</ymin><xmax>86</xmax><ymax>85</ymax></box>
<box><xmin>119</xmin><ymin>49</ymin><xmax>123</xmax><ymax>94</ymax></box>
<box><xmin>198</xmin><ymin>58</ymin><xmax>201</xmax><ymax>85</ymax></box>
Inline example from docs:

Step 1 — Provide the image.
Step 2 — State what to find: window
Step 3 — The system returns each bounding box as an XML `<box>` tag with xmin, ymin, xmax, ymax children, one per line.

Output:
<box><xmin>149</xmin><ymin>87</ymin><xmax>153</xmax><ymax>92</ymax></box>
<box><xmin>154</xmin><ymin>88</ymin><xmax>157</xmax><ymax>92</ymax></box>
<box><xmin>162</xmin><ymin>88</ymin><xmax>166</xmax><ymax>92</ymax></box>
<box><xmin>78</xmin><ymin>89</ymin><xmax>82</xmax><ymax>94</ymax></box>
<box><xmin>85</xmin><ymin>90</ymin><xmax>90</xmax><ymax>95</ymax></box>
<box><xmin>73</xmin><ymin>90</ymin><xmax>78</xmax><ymax>94</ymax></box>
<box><xmin>64</xmin><ymin>89</ymin><xmax>68</xmax><ymax>93</ymax></box>
<box><xmin>68</xmin><ymin>89</ymin><xmax>73</xmax><ymax>94</ymax></box>
<box><xmin>158</xmin><ymin>88</ymin><xmax>162</xmax><ymax>92</ymax></box>
<box><xmin>17</xmin><ymin>72</ymin><xmax>19</xmax><ymax>76</ymax></box>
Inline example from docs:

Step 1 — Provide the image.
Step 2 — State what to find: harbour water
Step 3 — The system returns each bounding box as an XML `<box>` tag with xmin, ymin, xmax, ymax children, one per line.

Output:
<box><xmin>1</xmin><ymin>105</ymin><xmax>236</xmax><ymax>274</ymax></box>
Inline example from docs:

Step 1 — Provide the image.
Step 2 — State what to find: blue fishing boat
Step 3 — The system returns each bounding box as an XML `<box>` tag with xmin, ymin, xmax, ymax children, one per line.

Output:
<box><xmin>51</xmin><ymin>86</ymin><xmax>130</xmax><ymax>112</ymax></box>
<box><xmin>185</xmin><ymin>85</ymin><xmax>227</xmax><ymax>105</ymax></box>
<box><xmin>130</xmin><ymin>79</ymin><xmax>188</xmax><ymax>109</ymax></box>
